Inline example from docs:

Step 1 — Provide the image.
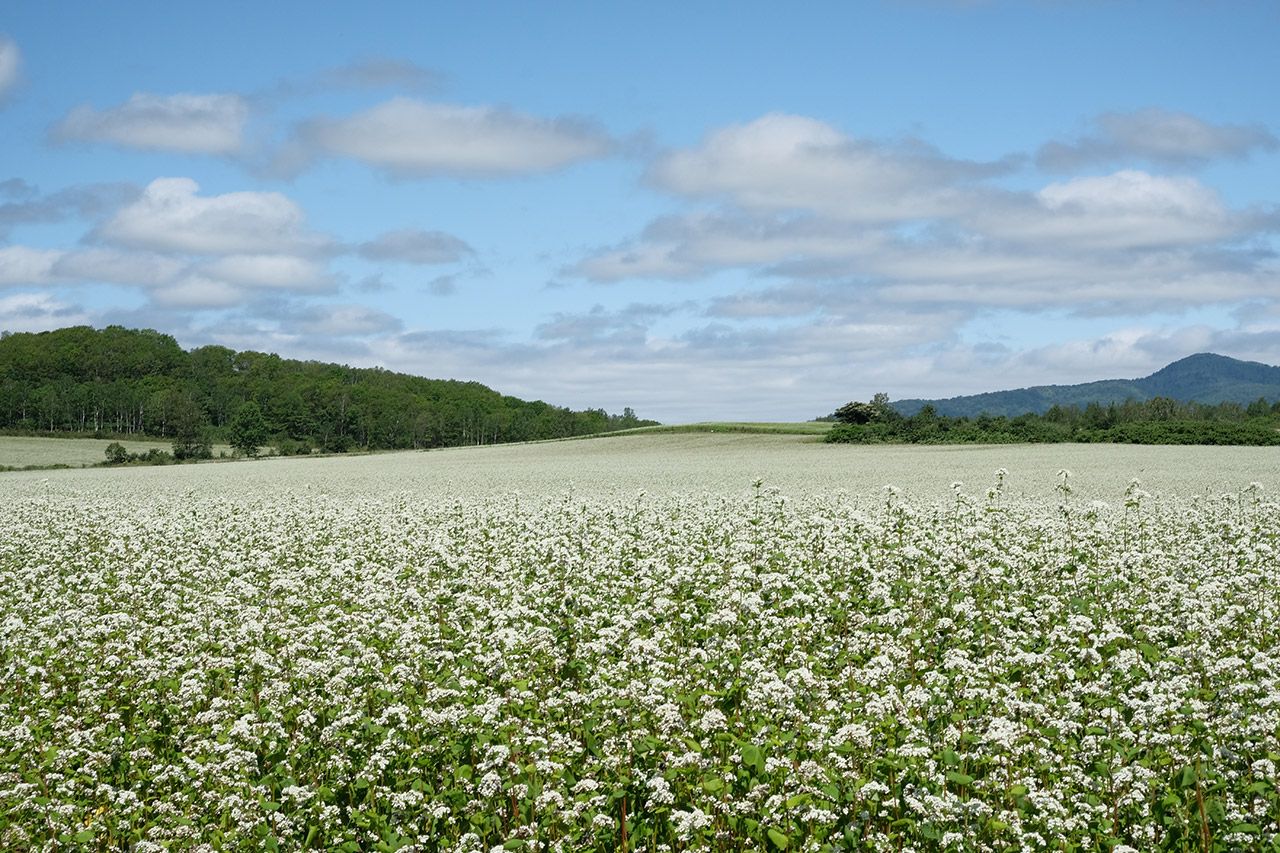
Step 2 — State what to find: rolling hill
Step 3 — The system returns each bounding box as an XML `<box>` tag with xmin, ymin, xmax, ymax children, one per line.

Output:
<box><xmin>891</xmin><ymin>353</ymin><xmax>1280</xmax><ymax>418</ymax></box>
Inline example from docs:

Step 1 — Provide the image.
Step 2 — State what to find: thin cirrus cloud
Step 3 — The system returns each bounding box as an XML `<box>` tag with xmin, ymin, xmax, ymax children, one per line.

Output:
<box><xmin>0</xmin><ymin>292</ymin><xmax>90</xmax><ymax>331</ymax></box>
<box><xmin>0</xmin><ymin>34</ymin><xmax>20</xmax><ymax>101</ymax></box>
<box><xmin>95</xmin><ymin>177</ymin><xmax>333</xmax><ymax>256</ymax></box>
<box><xmin>1036</xmin><ymin>108</ymin><xmax>1279</xmax><ymax>172</ymax></box>
<box><xmin>50</xmin><ymin>93</ymin><xmax>250</xmax><ymax>155</ymax></box>
<box><xmin>0</xmin><ymin>181</ymin><xmax>141</xmax><ymax>239</ymax></box>
<box><xmin>302</xmin><ymin>97</ymin><xmax>614</xmax><ymax>177</ymax></box>
<box><xmin>358</xmin><ymin>228</ymin><xmax>473</xmax><ymax>264</ymax></box>
<box><xmin>321</xmin><ymin>58</ymin><xmax>441</xmax><ymax>92</ymax></box>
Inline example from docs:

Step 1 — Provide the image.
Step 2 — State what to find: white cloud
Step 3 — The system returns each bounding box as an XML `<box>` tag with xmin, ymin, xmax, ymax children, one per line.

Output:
<box><xmin>199</xmin><ymin>255</ymin><xmax>335</xmax><ymax>291</ymax></box>
<box><xmin>569</xmin><ymin>241</ymin><xmax>705</xmax><ymax>283</ymax></box>
<box><xmin>1038</xmin><ymin>108</ymin><xmax>1279</xmax><ymax>171</ymax></box>
<box><xmin>305</xmin><ymin>97</ymin><xmax>613</xmax><ymax>177</ymax></box>
<box><xmin>0</xmin><ymin>246</ymin><xmax>64</xmax><ymax>286</ymax></box>
<box><xmin>292</xmin><ymin>303</ymin><xmax>403</xmax><ymax>336</ymax></box>
<box><xmin>359</xmin><ymin>228</ymin><xmax>472</xmax><ymax>264</ymax></box>
<box><xmin>573</xmin><ymin>213</ymin><xmax>894</xmax><ymax>282</ymax></box>
<box><xmin>150</xmin><ymin>274</ymin><xmax>247</xmax><ymax>309</ymax></box>
<box><xmin>51</xmin><ymin>248</ymin><xmax>185</xmax><ymax>287</ymax></box>
<box><xmin>52</xmin><ymin>93</ymin><xmax>249</xmax><ymax>155</ymax></box>
<box><xmin>575</xmin><ymin>120</ymin><xmax>1279</xmax><ymax>317</ymax></box>
<box><xmin>0</xmin><ymin>35</ymin><xmax>20</xmax><ymax>101</ymax></box>
<box><xmin>647</xmin><ymin>113</ymin><xmax>1009</xmax><ymax>220</ymax></box>
<box><xmin>975</xmin><ymin>171</ymin><xmax>1243</xmax><ymax>250</ymax></box>
<box><xmin>0</xmin><ymin>292</ymin><xmax>91</xmax><ymax>331</ymax></box>
<box><xmin>96</xmin><ymin>177</ymin><xmax>331</xmax><ymax>255</ymax></box>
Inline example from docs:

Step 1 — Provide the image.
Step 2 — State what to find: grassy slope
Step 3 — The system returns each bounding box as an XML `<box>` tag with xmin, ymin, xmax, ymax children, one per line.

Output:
<box><xmin>0</xmin><ymin>436</ymin><xmax>234</xmax><ymax>470</ymax></box>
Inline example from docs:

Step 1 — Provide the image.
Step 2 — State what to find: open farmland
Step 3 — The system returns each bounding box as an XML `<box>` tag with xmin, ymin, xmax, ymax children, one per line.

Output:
<box><xmin>3</xmin><ymin>435</ymin><xmax>1279</xmax><ymax>851</ymax></box>
<box><xmin>0</xmin><ymin>437</ymin><xmax>235</xmax><ymax>471</ymax></box>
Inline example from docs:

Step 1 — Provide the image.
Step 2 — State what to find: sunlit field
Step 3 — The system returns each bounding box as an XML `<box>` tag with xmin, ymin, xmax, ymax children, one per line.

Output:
<box><xmin>0</xmin><ymin>436</ymin><xmax>234</xmax><ymax>470</ymax></box>
<box><xmin>3</xmin><ymin>436</ymin><xmax>1278</xmax><ymax>852</ymax></box>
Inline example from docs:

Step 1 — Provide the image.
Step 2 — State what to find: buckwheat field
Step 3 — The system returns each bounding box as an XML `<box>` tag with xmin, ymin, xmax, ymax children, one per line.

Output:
<box><xmin>3</xmin><ymin>436</ymin><xmax>1279</xmax><ymax>852</ymax></box>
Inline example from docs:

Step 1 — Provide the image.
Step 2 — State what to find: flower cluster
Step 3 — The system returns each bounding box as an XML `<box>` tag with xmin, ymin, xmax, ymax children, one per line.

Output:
<box><xmin>1</xmin><ymin>444</ymin><xmax>1278</xmax><ymax>851</ymax></box>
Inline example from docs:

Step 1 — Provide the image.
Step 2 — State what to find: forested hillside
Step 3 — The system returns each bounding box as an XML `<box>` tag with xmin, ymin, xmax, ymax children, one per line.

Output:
<box><xmin>0</xmin><ymin>326</ymin><xmax>656</xmax><ymax>453</ymax></box>
<box><xmin>891</xmin><ymin>353</ymin><xmax>1280</xmax><ymax>417</ymax></box>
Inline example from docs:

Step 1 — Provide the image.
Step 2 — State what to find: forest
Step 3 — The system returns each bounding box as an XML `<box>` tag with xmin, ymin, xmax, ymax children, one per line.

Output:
<box><xmin>825</xmin><ymin>394</ymin><xmax>1280</xmax><ymax>445</ymax></box>
<box><xmin>0</xmin><ymin>326</ymin><xmax>657</xmax><ymax>454</ymax></box>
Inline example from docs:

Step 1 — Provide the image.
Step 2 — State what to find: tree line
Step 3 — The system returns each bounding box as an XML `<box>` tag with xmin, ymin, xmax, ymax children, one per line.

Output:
<box><xmin>0</xmin><ymin>326</ymin><xmax>658</xmax><ymax>455</ymax></box>
<box><xmin>825</xmin><ymin>393</ymin><xmax>1280</xmax><ymax>445</ymax></box>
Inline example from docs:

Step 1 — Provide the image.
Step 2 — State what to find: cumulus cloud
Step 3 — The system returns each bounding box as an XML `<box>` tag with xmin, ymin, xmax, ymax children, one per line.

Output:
<box><xmin>576</xmin><ymin>170</ymin><xmax>1270</xmax><ymax>296</ymax></box>
<box><xmin>573</xmin><ymin>107</ymin><xmax>1279</xmax><ymax>322</ymax></box>
<box><xmin>0</xmin><ymin>246</ymin><xmax>64</xmax><ymax>286</ymax></box>
<box><xmin>0</xmin><ymin>35</ymin><xmax>20</xmax><ymax>102</ymax></box>
<box><xmin>96</xmin><ymin>177</ymin><xmax>332</xmax><ymax>255</ymax></box>
<box><xmin>968</xmin><ymin>171</ymin><xmax>1252</xmax><ymax>251</ymax></box>
<box><xmin>198</xmin><ymin>254</ymin><xmax>336</xmax><ymax>291</ymax></box>
<box><xmin>1037</xmin><ymin>108</ymin><xmax>1279</xmax><ymax>172</ymax></box>
<box><xmin>304</xmin><ymin>97</ymin><xmax>613</xmax><ymax>177</ymax></box>
<box><xmin>358</xmin><ymin>228</ymin><xmax>472</xmax><ymax>264</ymax></box>
<box><xmin>50</xmin><ymin>248</ymin><xmax>185</xmax><ymax>287</ymax></box>
<box><xmin>150</xmin><ymin>274</ymin><xmax>248</xmax><ymax>309</ymax></box>
<box><xmin>51</xmin><ymin>93</ymin><xmax>249</xmax><ymax>155</ymax></box>
<box><xmin>647</xmin><ymin>113</ymin><xmax>1014</xmax><ymax>220</ymax></box>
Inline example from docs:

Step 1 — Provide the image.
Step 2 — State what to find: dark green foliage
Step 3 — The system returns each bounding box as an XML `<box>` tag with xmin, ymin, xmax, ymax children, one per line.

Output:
<box><xmin>229</xmin><ymin>400</ymin><xmax>269</xmax><ymax>457</ymax></box>
<box><xmin>99</xmin><ymin>444</ymin><xmax>174</xmax><ymax>466</ymax></box>
<box><xmin>0</xmin><ymin>326</ymin><xmax>659</xmax><ymax>452</ymax></box>
<box><xmin>826</xmin><ymin>398</ymin><xmax>1280</xmax><ymax>446</ymax></box>
<box><xmin>833</xmin><ymin>400</ymin><xmax>878</xmax><ymax>424</ymax></box>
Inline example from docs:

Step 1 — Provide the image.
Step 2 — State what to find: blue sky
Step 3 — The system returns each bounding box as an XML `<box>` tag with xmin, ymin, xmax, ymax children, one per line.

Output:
<box><xmin>2</xmin><ymin>0</ymin><xmax>1278</xmax><ymax>423</ymax></box>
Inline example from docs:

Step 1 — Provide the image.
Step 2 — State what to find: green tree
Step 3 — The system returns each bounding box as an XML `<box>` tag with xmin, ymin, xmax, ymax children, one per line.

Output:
<box><xmin>229</xmin><ymin>400</ymin><xmax>269</xmax><ymax>458</ymax></box>
<box><xmin>104</xmin><ymin>442</ymin><xmax>128</xmax><ymax>465</ymax></box>
<box><xmin>171</xmin><ymin>392</ymin><xmax>212</xmax><ymax>460</ymax></box>
<box><xmin>834</xmin><ymin>400</ymin><xmax>879</xmax><ymax>425</ymax></box>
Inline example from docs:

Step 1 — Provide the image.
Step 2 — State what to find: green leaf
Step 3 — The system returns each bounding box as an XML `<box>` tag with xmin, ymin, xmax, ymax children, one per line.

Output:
<box><xmin>767</xmin><ymin>827</ymin><xmax>789</xmax><ymax>849</ymax></box>
<box><xmin>702</xmin><ymin>777</ymin><xmax>724</xmax><ymax>793</ymax></box>
<box><xmin>945</xmin><ymin>770</ymin><xmax>975</xmax><ymax>786</ymax></box>
<box><xmin>1178</xmin><ymin>765</ymin><xmax>1198</xmax><ymax>789</ymax></box>
<box><xmin>785</xmin><ymin>793</ymin><xmax>812</xmax><ymax>809</ymax></box>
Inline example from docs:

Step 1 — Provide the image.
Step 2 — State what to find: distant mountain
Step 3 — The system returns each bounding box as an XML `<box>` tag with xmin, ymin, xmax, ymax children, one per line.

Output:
<box><xmin>892</xmin><ymin>353</ymin><xmax>1280</xmax><ymax>418</ymax></box>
